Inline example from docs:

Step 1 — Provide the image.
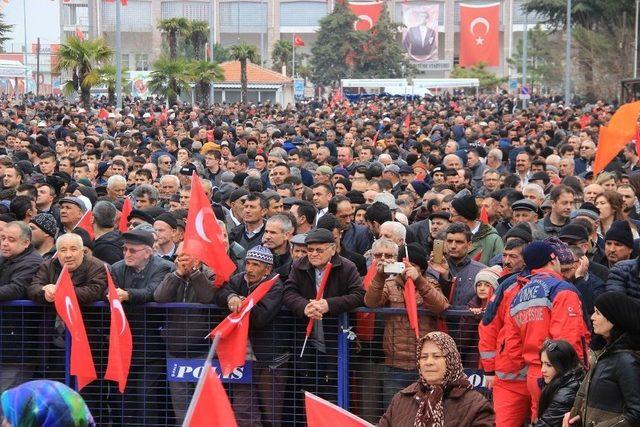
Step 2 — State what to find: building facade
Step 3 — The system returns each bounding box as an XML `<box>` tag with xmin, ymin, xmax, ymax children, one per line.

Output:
<box><xmin>61</xmin><ymin>0</ymin><xmax>534</xmax><ymax>78</ymax></box>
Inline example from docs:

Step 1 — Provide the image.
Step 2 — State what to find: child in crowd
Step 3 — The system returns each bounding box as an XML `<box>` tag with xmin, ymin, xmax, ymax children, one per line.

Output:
<box><xmin>458</xmin><ymin>266</ymin><xmax>502</xmax><ymax>369</ymax></box>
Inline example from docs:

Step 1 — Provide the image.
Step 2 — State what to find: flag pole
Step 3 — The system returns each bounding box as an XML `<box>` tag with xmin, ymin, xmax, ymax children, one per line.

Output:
<box><xmin>292</xmin><ymin>33</ymin><xmax>295</xmax><ymax>78</ymax></box>
<box><xmin>182</xmin><ymin>333</ymin><xmax>222</xmax><ymax>426</ymax></box>
<box><xmin>115</xmin><ymin>0</ymin><xmax>123</xmax><ymax>110</ymax></box>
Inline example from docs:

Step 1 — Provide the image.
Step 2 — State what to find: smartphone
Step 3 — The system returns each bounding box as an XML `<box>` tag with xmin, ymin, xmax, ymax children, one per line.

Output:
<box><xmin>384</xmin><ymin>262</ymin><xmax>405</xmax><ymax>275</ymax></box>
<box><xmin>433</xmin><ymin>239</ymin><xmax>444</xmax><ymax>265</ymax></box>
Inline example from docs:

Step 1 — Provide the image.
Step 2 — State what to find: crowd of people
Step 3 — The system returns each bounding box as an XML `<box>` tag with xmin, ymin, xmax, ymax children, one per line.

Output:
<box><xmin>0</xmin><ymin>93</ymin><xmax>639</xmax><ymax>426</ymax></box>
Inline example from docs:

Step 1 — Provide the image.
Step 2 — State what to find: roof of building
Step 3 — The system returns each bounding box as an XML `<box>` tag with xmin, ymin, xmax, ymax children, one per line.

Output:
<box><xmin>218</xmin><ymin>61</ymin><xmax>293</xmax><ymax>85</ymax></box>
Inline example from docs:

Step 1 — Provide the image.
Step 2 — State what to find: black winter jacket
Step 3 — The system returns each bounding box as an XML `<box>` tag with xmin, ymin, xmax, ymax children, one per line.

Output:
<box><xmin>606</xmin><ymin>258</ymin><xmax>640</xmax><ymax>300</ymax></box>
<box><xmin>154</xmin><ymin>267</ymin><xmax>217</xmax><ymax>357</ymax></box>
<box><xmin>214</xmin><ymin>272</ymin><xmax>288</xmax><ymax>362</ymax></box>
<box><xmin>534</xmin><ymin>368</ymin><xmax>584</xmax><ymax>427</ymax></box>
<box><xmin>0</xmin><ymin>245</ymin><xmax>43</xmax><ymax>301</ymax></box>
<box><xmin>574</xmin><ymin>333</ymin><xmax>640</xmax><ymax>427</ymax></box>
<box><xmin>92</xmin><ymin>230</ymin><xmax>123</xmax><ymax>265</ymax></box>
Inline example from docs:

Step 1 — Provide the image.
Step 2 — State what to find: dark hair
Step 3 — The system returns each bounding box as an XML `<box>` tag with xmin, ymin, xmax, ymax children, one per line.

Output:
<box><xmin>328</xmin><ymin>195</ymin><xmax>351</xmax><ymax>215</ymax></box>
<box><xmin>317</xmin><ymin>213</ymin><xmax>339</xmax><ymax>232</ymax></box>
<box><xmin>445</xmin><ymin>222</ymin><xmax>472</xmax><ymax>242</ymax></box>
<box><xmin>245</xmin><ymin>193</ymin><xmax>268</xmax><ymax>209</ymax></box>
<box><xmin>292</xmin><ymin>200</ymin><xmax>316</xmax><ymax>226</ymax></box>
<box><xmin>550</xmin><ymin>185</ymin><xmax>575</xmax><ymax>202</ymax></box>
<box><xmin>537</xmin><ymin>340</ymin><xmax>583</xmax><ymax>419</ymax></box>
<box><xmin>365</xmin><ymin>202</ymin><xmax>392</xmax><ymax>225</ymax></box>
<box><xmin>9</xmin><ymin>195</ymin><xmax>34</xmax><ymax>221</ymax></box>
<box><xmin>504</xmin><ymin>238</ymin><xmax>527</xmax><ymax>250</ymax></box>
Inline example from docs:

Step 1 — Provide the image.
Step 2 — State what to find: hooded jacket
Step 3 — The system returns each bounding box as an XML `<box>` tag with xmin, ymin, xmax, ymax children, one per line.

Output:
<box><xmin>469</xmin><ymin>223</ymin><xmax>504</xmax><ymax>266</ymax></box>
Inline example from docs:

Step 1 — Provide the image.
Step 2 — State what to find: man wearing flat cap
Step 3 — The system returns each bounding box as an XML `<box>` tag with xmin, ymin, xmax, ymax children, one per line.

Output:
<box><xmin>58</xmin><ymin>196</ymin><xmax>86</xmax><ymax>234</ymax></box>
<box><xmin>109</xmin><ymin>229</ymin><xmax>174</xmax><ymax>425</ymax></box>
<box><xmin>283</xmin><ymin>227</ymin><xmax>364</xmax><ymax>415</ymax></box>
<box><xmin>215</xmin><ymin>245</ymin><xmax>286</xmax><ymax>426</ymax></box>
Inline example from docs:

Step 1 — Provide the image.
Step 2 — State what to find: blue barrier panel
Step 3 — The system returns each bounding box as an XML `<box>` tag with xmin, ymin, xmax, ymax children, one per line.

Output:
<box><xmin>0</xmin><ymin>301</ymin><xmax>480</xmax><ymax>426</ymax></box>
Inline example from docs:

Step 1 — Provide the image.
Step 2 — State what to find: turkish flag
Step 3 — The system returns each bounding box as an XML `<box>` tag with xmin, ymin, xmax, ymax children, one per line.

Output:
<box><xmin>480</xmin><ymin>206</ymin><xmax>490</xmax><ymax>225</ymax></box>
<box><xmin>118</xmin><ymin>197</ymin><xmax>132</xmax><ymax>233</ymax></box>
<box><xmin>54</xmin><ymin>265</ymin><xmax>96</xmax><ymax>390</ymax></box>
<box><xmin>305</xmin><ymin>392</ymin><xmax>374</xmax><ymax>427</ymax></box>
<box><xmin>98</xmin><ymin>108</ymin><xmax>109</xmax><ymax>119</ymax></box>
<box><xmin>104</xmin><ymin>265</ymin><xmax>132</xmax><ymax>393</ymax></box>
<box><xmin>349</xmin><ymin>1</ymin><xmax>383</xmax><ymax>32</ymax></box>
<box><xmin>186</xmin><ymin>366</ymin><xmax>238</xmax><ymax>427</ymax></box>
<box><xmin>106</xmin><ymin>0</ymin><xmax>128</xmax><ymax>5</ymax></box>
<box><xmin>459</xmin><ymin>3</ymin><xmax>500</xmax><ymax>67</ymax></box>
<box><xmin>76</xmin><ymin>209</ymin><xmax>95</xmax><ymax>239</ymax></box>
<box><xmin>403</xmin><ymin>113</ymin><xmax>411</xmax><ymax>129</ymax></box>
<box><xmin>356</xmin><ymin>261</ymin><xmax>377</xmax><ymax>341</ymax></box>
<box><xmin>403</xmin><ymin>277</ymin><xmax>420</xmax><ymax>339</ymax></box>
<box><xmin>183</xmin><ymin>172</ymin><xmax>236</xmax><ymax>286</ymax></box>
<box><xmin>209</xmin><ymin>275</ymin><xmax>280</xmax><ymax>376</ymax></box>
<box><xmin>293</xmin><ymin>34</ymin><xmax>305</xmax><ymax>47</ymax></box>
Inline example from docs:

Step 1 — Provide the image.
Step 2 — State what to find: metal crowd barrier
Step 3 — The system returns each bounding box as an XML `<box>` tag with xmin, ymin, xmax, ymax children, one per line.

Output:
<box><xmin>0</xmin><ymin>302</ymin><xmax>485</xmax><ymax>426</ymax></box>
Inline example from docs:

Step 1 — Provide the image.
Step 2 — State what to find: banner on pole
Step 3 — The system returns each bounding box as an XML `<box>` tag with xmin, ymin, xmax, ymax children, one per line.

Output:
<box><xmin>402</xmin><ymin>4</ymin><xmax>439</xmax><ymax>62</ymax></box>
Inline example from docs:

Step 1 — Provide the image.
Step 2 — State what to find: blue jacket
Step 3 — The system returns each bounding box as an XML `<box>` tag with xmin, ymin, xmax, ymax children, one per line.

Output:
<box><xmin>606</xmin><ymin>258</ymin><xmax>640</xmax><ymax>300</ymax></box>
<box><xmin>342</xmin><ymin>222</ymin><xmax>374</xmax><ymax>255</ymax></box>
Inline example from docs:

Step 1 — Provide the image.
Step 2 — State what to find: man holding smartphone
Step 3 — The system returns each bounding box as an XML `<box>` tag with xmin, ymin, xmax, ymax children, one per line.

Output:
<box><xmin>364</xmin><ymin>239</ymin><xmax>449</xmax><ymax>407</ymax></box>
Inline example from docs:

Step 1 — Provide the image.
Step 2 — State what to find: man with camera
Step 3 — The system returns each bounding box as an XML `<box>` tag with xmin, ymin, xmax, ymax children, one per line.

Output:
<box><xmin>364</xmin><ymin>238</ymin><xmax>449</xmax><ymax>407</ymax></box>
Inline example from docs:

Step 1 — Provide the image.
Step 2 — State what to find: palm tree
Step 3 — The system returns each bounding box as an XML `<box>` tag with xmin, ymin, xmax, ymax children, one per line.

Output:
<box><xmin>95</xmin><ymin>64</ymin><xmax>131</xmax><ymax>105</ymax></box>
<box><xmin>185</xmin><ymin>20</ymin><xmax>209</xmax><ymax>60</ymax></box>
<box><xmin>0</xmin><ymin>12</ymin><xmax>13</xmax><ymax>52</ymax></box>
<box><xmin>148</xmin><ymin>56</ymin><xmax>191</xmax><ymax>106</ymax></box>
<box><xmin>271</xmin><ymin>39</ymin><xmax>292</xmax><ymax>76</ymax></box>
<box><xmin>55</xmin><ymin>36</ymin><xmax>113</xmax><ymax>109</ymax></box>
<box><xmin>212</xmin><ymin>43</ymin><xmax>230</xmax><ymax>63</ymax></box>
<box><xmin>229</xmin><ymin>43</ymin><xmax>259</xmax><ymax>104</ymax></box>
<box><xmin>187</xmin><ymin>60</ymin><xmax>224</xmax><ymax>106</ymax></box>
<box><xmin>158</xmin><ymin>17</ymin><xmax>189</xmax><ymax>59</ymax></box>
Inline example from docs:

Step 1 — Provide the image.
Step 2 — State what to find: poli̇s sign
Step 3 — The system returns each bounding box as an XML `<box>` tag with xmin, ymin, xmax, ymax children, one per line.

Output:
<box><xmin>167</xmin><ymin>359</ymin><xmax>252</xmax><ymax>384</ymax></box>
<box><xmin>464</xmin><ymin>369</ymin><xmax>489</xmax><ymax>392</ymax></box>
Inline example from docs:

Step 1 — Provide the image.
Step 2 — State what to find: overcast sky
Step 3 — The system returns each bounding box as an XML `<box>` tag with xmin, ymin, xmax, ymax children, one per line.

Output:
<box><xmin>3</xmin><ymin>0</ymin><xmax>60</xmax><ymax>52</ymax></box>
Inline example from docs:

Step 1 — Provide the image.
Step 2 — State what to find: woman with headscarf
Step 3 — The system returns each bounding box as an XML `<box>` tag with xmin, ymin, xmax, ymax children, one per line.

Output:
<box><xmin>378</xmin><ymin>331</ymin><xmax>494</xmax><ymax>427</ymax></box>
<box><xmin>1</xmin><ymin>380</ymin><xmax>95</xmax><ymax>427</ymax></box>
<box><xmin>564</xmin><ymin>292</ymin><xmax>640</xmax><ymax>427</ymax></box>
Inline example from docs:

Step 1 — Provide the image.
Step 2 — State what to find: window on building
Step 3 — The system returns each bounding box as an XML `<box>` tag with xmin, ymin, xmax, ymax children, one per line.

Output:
<box><xmin>121</xmin><ymin>54</ymin><xmax>130</xmax><ymax>70</ymax></box>
<box><xmin>135</xmin><ymin>54</ymin><xmax>149</xmax><ymax>71</ymax></box>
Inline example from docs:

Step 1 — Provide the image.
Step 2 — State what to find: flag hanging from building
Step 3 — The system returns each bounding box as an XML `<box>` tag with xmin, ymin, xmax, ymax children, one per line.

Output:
<box><xmin>348</xmin><ymin>1</ymin><xmax>384</xmax><ymax>32</ymax></box>
<box><xmin>459</xmin><ymin>2</ymin><xmax>500</xmax><ymax>67</ymax></box>
<box><xmin>402</xmin><ymin>4</ymin><xmax>439</xmax><ymax>62</ymax></box>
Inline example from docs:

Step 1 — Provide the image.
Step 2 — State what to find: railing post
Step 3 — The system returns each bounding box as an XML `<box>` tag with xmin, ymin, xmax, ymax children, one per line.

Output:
<box><xmin>337</xmin><ymin>313</ymin><xmax>350</xmax><ymax>410</ymax></box>
<box><xmin>65</xmin><ymin>328</ymin><xmax>73</xmax><ymax>389</ymax></box>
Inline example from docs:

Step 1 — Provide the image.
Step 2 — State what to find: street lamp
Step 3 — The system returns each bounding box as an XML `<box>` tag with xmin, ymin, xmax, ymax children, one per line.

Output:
<box><xmin>189</xmin><ymin>83</ymin><xmax>196</xmax><ymax>106</ymax></box>
<box><xmin>564</xmin><ymin>0</ymin><xmax>572</xmax><ymax>105</ymax></box>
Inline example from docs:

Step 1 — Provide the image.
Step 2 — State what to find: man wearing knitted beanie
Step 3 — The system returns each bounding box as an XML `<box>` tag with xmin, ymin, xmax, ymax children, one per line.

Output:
<box><xmin>450</xmin><ymin>191</ymin><xmax>503</xmax><ymax>265</ymax></box>
<box><xmin>508</xmin><ymin>241</ymin><xmax>590</xmax><ymax>422</ymax></box>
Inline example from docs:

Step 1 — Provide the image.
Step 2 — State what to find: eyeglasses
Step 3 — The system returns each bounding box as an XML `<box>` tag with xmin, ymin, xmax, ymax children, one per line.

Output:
<box><xmin>306</xmin><ymin>245</ymin><xmax>333</xmax><ymax>254</ymax></box>
<box><xmin>373</xmin><ymin>253</ymin><xmax>396</xmax><ymax>260</ymax></box>
<box><xmin>122</xmin><ymin>246</ymin><xmax>146</xmax><ymax>254</ymax></box>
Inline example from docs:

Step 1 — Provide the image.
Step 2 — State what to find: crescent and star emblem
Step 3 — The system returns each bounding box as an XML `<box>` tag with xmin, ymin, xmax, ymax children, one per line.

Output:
<box><xmin>65</xmin><ymin>296</ymin><xmax>75</xmax><ymax>327</ymax></box>
<box><xmin>195</xmin><ymin>209</ymin><xmax>212</xmax><ymax>243</ymax></box>
<box><xmin>227</xmin><ymin>299</ymin><xmax>255</xmax><ymax>324</ymax></box>
<box><xmin>470</xmin><ymin>17</ymin><xmax>490</xmax><ymax>46</ymax></box>
<box><xmin>354</xmin><ymin>14</ymin><xmax>374</xmax><ymax>31</ymax></box>
<box><xmin>112</xmin><ymin>299</ymin><xmax>127</xmax><ymax>335</ymax></box>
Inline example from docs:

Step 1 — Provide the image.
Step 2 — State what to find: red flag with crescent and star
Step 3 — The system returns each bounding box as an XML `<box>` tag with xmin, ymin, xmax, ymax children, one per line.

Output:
<box><xmin>183</xmin><ymin>172</ymin><xmax>236</xmax><ymax>286</ymax></box>
<box><xmin>459</xmin><ymin>2</ymin><xmax>500</xmax><ymax>67</ymax></box>
<box><xmin>54</xmin><ymin>265</ymin><xmax>96</xmax><ymax>390</ymax></box>
<box><xmin>208</xmin><ymin>275</ymin><xmax>280</xmax><ymax>376</ymax></box>
<box><xmin>76</xmin><ymin>209</ymin><xmax>95</xmax><ymax>239</ymax></box>
<box><xmin>293</xmin><ymin>34</ymin><xmax>305</xmax><ymax>47</ymax></box>
<box><xmin>348</xmin><ymin>1</ymin><xmax>384</xmax><ymax>32</ymax></box>
<box><xmin>104</xmin><ymin>265</ymin><xmax>132</xmax><ymax>393</ymax></box>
